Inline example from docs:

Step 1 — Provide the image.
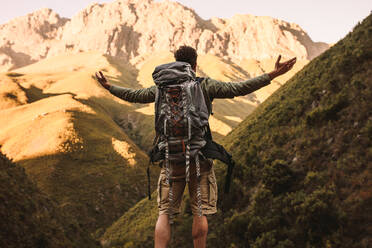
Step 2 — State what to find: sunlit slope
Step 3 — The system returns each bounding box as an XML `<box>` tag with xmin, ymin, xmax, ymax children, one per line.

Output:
<box><xmin>3</xmin><ymin>51</ymin><xmax>156</xmax><ymax>150</ymax></box>
<box><xmin>0</xmin><ymin>52</ymin><xmax>159</xmax><ymax>233</ymax></box>
<box><xmin>0</xmin><ymin>151</ymin><xmax>98</xmax><ymax>248</ymax></box>
<box><xmin>101</xmin><ymin>14</ymin><xmax>371</xmax><ymax>248</ymax></box>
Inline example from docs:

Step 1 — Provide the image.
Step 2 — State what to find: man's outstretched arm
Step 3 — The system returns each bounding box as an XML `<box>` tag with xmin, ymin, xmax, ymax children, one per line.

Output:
<box><xmin>95</xmin><ymin>71</ymin><xmax>156</xmax><ymax>103</ymax></box>
<box><xmin>207</xmin><ymin>55</ymin><xmax>296</xmax><ymax>99</ymax></box>
<box><xmin>206</xmin><ymin>73</ymin><xmax>272</xmax><ymax>99</ymax></box>
<box><xmin>109</xmin><ymin>84</ymin><xmax>156</xmax><ymax>103</ymax></box>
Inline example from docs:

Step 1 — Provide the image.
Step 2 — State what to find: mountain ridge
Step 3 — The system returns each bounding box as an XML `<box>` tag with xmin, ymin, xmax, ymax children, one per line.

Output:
<box><xmin>0</xmin><ymin>0</ymin><xmax>328</xmax><ymax>71</ymax></box>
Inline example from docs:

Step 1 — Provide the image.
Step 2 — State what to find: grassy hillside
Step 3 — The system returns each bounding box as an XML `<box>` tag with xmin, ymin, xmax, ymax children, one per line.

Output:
<box><xmin>101</xmin><ymin>14</ymin><xmax>371</xmax><ymax>247</ymax></box>
<box><xmin>209</xmin><ymin>13</ymin><xmax>372</xmax><ymax>248</ymax></box>
<box><xmin>0</xmin><ymin>149</ymin><xmax>99</xmax><ymax>247</ymax></box>
<box><xmin>0</xmin><ymin>52</ymin><xmax>160</xmax><ymax>234</ymax></box>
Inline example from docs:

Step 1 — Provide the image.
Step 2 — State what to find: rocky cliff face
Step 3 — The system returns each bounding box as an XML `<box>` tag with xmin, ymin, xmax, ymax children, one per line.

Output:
<box><xmin>0</xmin><ymin>0</ymin><xmax>329</xmax><ymax>72</ymax></box>
<box><xmin>0</xmin><ymin>8</ymin><xmax>68</xmax><ymax>71</ymax></box>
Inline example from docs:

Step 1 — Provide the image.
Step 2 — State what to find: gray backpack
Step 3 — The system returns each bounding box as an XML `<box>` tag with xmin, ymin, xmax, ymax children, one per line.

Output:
<box><xmin>153</xmin><ymin>61</ymin><xmax>209</xmax><ymax>218</ymax></box>
<box><xmin>147</xmin><ymin>61</ymin><xmax>235</xmax><ymax>219</ymax></box>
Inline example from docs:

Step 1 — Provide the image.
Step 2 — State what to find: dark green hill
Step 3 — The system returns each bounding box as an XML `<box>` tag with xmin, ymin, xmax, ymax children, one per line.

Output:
<box><xmin>101</xmin><ymin>14</ymin><xmax>371</xmax><ymax>247</ymax></box>
<box><xmin>0</xmin><ymin>149</ymin><xmax>99</xmax><ymax>247</ymax></box>
<box><xmin>215</xmin><ymin>13</ymin><xmax>371</xmax><ymax>247</ymax></box>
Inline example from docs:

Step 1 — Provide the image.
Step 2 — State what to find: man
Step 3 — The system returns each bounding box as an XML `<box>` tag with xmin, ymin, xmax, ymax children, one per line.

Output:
<box><xmin>95</xmin><ymin>46</ymin><xmax>296</xmax><ymax>248</ymax></box>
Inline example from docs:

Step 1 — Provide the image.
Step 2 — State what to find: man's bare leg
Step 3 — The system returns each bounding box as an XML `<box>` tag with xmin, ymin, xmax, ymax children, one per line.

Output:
<box><xmin>155</xmin><ymin>214</ymin><xmax>171</xmax><ymax>248</ymax></box>
<box><xmin>192</xmin><ymin>215</ymin><xmax>208</xmax><ymax>248</ymax></box>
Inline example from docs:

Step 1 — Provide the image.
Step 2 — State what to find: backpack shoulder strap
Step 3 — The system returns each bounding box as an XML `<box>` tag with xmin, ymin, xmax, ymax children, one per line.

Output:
<box><xmin>196</xmin><ymin>77</ymin><xmax>205</xmax><ymax>84</ymax></box>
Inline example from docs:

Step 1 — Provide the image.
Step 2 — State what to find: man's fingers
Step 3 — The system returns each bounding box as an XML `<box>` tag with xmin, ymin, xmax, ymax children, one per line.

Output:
<box><xmin>96</xmin><ymin>72</ymin><xmax>103</xmax><ymax>80</ymax></box>
<box><xmin>99</xmin><ymin>71</ymin><xmax>105</xmax><ymax>78</ymax></box>
<box><xmin>95</xmin><ymin>72</ymin><xmax>100</xmax><ymax>80</ymax></box>
<box><xmin>286</xmin><ymin>61</ymin><xmax>295</xmax><ymax>71</ymax></box>
<box><xmin>284</xmin><ymin>58</ymin><xmax>296</xmax><ymax>68</ymax></box>
<box><xmin>279</xmin><ymin>62</ymin><xmax>293</xmax><ymax>73</ymax></box>
<box><xmin>284</xmin><ymin>57</ymin><xmax>296</xmax><ymax>64</ymax></box>
<box><xmin>275</xmin><ymin>55</ymin><xmax>281</xmax><ymax>67</ymax></box>
<box><xmin>287</xmin><ymin>61</ymin><xmax>295</xmax><ymax>67</ymax></box>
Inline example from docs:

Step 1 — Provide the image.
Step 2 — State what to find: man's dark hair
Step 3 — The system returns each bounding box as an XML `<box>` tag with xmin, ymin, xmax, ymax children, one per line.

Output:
<box><xmin>174</xmin><ymin>45</ymin><xmax>197</xmax><ymax>69</ymax></box>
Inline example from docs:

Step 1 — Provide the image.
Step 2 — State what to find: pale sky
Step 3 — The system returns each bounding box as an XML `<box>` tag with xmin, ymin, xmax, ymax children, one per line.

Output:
<box><xmin>1</xmin><ymin>0</ymin><xmax>371</xmax><ymax>43</ymax></box>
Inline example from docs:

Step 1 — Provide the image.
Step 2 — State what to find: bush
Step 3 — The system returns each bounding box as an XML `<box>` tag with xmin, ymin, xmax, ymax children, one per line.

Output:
<box><xmin>262</xmin><ymin>160</ymin><xmax>294</xmax><ymax>195</ymax></box>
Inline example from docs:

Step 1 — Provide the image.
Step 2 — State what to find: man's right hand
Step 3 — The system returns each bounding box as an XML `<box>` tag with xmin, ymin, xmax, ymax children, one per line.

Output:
<box><xmin>95</xmin><ymin>71</ymin><xmax>111</xmax><ymax>90</ymax></box>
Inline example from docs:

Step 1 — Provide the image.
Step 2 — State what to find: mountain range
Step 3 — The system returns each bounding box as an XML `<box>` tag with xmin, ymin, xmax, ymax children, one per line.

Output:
<box><xmin>0</xmin><ymin>0</ymin><xmax>328</xmax><ymax>72</ymax></box>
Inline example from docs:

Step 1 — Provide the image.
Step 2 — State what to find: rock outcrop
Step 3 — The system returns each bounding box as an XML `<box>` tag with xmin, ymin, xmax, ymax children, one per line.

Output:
<box><xmin>0</xmin><ymin>0</ymin><xmax>328</xmax><ymax>71</ymax></box>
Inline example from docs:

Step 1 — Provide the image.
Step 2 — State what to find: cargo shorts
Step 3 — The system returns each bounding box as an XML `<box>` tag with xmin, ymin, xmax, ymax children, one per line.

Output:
<box><xmin>157</xmin><ymin>158</ymin><xmax>218</xmax><ymax>216</ymax></box>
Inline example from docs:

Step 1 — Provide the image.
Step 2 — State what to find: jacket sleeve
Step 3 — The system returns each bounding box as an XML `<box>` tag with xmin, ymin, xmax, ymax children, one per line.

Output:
<box><xmin>206</xmin><ymin>73</ymin><xmax>271</xmax><ymax>99</ymax></box>
<box><xmin>109</xmin><ymin>85</ymin><xmax>156</xmax><ymax>103</ymax></box>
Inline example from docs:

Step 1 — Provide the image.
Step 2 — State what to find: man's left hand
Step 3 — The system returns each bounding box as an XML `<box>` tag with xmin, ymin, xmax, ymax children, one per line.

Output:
<box><xmin>268</xmin><ymin>55</ymin><xmax>297</xmax><ymax>80</ymax></box>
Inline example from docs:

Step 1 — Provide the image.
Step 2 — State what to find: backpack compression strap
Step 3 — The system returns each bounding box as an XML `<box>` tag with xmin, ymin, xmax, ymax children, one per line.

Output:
<box><xmin>201</xmin><ymin>124</ymin><xmax>235</xmax><ymax>194</ymax></box>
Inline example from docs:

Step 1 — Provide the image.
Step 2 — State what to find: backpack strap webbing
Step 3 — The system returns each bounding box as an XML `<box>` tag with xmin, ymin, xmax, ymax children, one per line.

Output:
<box><xmin>201</xmin><ymin>124</ymin><xmax>235</xmax><ymax>194</ymax></box>
<box><xmin>195</xmin><ymin>153</ymin><xmax>203</xmax><ymax>217</ymax></box>
<box><xmin>147</xmin><ymin>133</ymin><xmax>160</xmax><ymax>200</ymax></box>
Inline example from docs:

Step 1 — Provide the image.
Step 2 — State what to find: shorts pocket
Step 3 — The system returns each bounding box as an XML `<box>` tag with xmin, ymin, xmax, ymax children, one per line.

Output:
<box><xmin>157</xmin><ymin>172</ymin><xmax>169</xmax><ymax>205</ymax></box>
<box><xmin>208</xmin><ymin>170</ymin><xmax>217</xmax><ymax>207</ymax></box>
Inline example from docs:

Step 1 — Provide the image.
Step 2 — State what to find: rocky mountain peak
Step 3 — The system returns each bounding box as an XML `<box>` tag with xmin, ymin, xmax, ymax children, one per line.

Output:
<box><xmin>0</xmin><ymin>0</ymin><xmax>329</xmax><ymax>71</ymax></box>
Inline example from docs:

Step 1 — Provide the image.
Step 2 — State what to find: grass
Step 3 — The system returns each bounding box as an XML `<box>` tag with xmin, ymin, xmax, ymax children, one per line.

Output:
<box><xmin>0</xmin><ymin>150</ymin><xmax>99</xmax><ymax>248</ymax></box>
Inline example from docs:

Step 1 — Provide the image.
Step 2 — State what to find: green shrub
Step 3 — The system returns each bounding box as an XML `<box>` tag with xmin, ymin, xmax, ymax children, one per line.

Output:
<box><xmin>262</xmin><ymin>160</ymin><xmax>294</xmax><ymax>195</ymax></box>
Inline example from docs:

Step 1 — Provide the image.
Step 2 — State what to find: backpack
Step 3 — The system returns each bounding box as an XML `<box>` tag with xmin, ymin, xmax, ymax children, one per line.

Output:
<box><xmin>147</xmin><ymin>61</ymin><xmax>235</xmax><ymax>217</ymax></box>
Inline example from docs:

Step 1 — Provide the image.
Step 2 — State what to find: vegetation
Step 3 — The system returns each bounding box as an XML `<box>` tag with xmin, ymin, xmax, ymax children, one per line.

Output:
<box><xmin>209</xmin><ymin>13</ymin><xmax>372</xmax><ymax>247</ymax></box>
<box><xmin>101</xmin><ymin>192</ymin><xmax>159</xmax><ymax>247</ymax></box>
<box><xmin>0</xmin><ymin>149</ymin><xmax>99</xmax><ymax>247</ymax></box>
<box><xmin>102</xmin><ymin>13</ymin><xmax>372</xmax><ymax>247</ymax></box>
